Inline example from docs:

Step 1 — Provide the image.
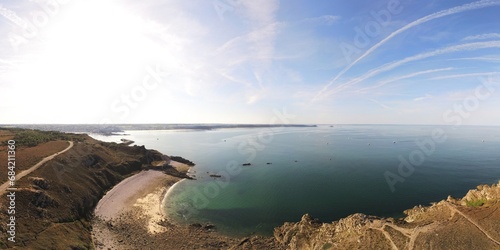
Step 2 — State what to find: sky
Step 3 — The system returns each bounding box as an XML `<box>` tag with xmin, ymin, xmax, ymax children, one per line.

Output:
<box><xmin>0</xmin><ymin>0</ymin><xmax>500</xmax><ymax>125</ymax></box>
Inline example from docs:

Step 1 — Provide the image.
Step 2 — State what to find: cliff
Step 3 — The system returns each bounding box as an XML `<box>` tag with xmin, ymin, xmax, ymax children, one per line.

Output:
<box><xmin>0</xmin><ymin>131</ymin><xmax>168</xmax><ymax>249</ymax></box>
<box><xmin>274</xmin><ymin>181</ymin><xmax>500</xmax><ymax>250</ymax></box>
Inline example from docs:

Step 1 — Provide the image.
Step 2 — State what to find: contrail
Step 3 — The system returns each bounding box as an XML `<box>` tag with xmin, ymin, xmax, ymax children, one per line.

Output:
<box><xmin>356</xmin><ymin>67</ymin><xmax>454</xmax><ymax>93</ymax></box>
<box><xmin>430</xmin><ymin>72</ymin><xmax>500</xmax><ymax>80</ymax></box>
<box><xmin>323</xmin><ymin>40</ymin><xmax>500</xmax><ymax>97</ymax></box>
<box><xmin>463</xmin><ymin>33</ymin><xmax>500</xmax><ymax>41</ymax></box>
<box><xmin>312</xmin><ymin>0</ymin><xmax>500</xmax><ymax>101</ymax></box>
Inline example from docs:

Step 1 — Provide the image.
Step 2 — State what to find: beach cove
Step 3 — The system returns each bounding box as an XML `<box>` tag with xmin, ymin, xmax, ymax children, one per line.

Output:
<box><xmin>87</xmin><ymin>125</ymin><xmax>500</xmax><ymax>249</ymax></box>
<box><xmin>94</xmin><ymin>125</ymin><xmax>500</xmax><ymax>237</ymax></box>
<box><xmin>91</xmin><ymin>159</ymin><xmax>279</xmax><ymax>249</ymax></box>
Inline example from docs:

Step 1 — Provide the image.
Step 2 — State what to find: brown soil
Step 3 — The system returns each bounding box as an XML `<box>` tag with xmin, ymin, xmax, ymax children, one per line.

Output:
<box><xmin>0</xmin><ymin>129</ymin><xmax>167</xmax><ymax>249</ymax></box>
<box><xmin>0</xmin><ymin>140</ymin><xmax>70</xmax><ymax>181</ymax></box>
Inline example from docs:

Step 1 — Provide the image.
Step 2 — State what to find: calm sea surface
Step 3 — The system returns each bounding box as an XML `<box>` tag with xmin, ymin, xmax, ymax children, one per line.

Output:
<box><xmin>91</xmin><ymin>125</ymin><xmax>500</xmax><ymax>236</ymax></box>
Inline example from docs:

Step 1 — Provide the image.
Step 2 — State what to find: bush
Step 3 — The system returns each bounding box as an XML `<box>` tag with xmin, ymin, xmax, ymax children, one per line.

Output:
<box><xmin>12</xmin><ymin>130</ymin><xmax>70</xmax><ymax>147</ymax></box>
<box><xmin>169</xmin><ymin>156</ymin><xmax>195</xmax><ymax>166</ymax></box>
<box><xmin>465</xmin><ymin>199</ymin><xmax>486</xmax><ymax>207</ymax></box>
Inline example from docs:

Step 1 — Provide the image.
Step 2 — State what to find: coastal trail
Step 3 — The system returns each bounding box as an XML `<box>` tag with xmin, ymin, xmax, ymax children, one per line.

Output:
<box><xmin>444</xmin><ymin>202</ymin><xmax>500</xmax><ymax>246</ymax></box>
<box><xmin>367</xmin><ymin>201</ymin><xmax>500</xmax><ymax>250</ymax></box>
<box><xmin>0</xmin><ymin>141</ymin><xmax>74</xmax><ymax>196</ymax></box>
<box><xmin>369</xmin><ymin>220</ymin><xmax>439</xmax><ymax>250</ymax></box>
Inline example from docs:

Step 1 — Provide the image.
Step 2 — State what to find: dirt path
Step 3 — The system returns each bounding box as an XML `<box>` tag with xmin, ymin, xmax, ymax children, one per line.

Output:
<box><xmin>444</xmin><ymin>202</ymin><xmax>500</xmax><ymax>246</ymax></box>
<box><xmin>371</xmin><ymin>225</ymin><xmax>399</xmax><ymax>250</ymax></box>
<box><xmin>367</xmin><ymin>201</ymin><xmax>500</xmax><ymax>250</ymax></box>
<box><xmin>369</xmin><ymin>220</ymin><xmax>440</xmax><ymax>250</ymax></box>
<box><xmin>0</xmin><ymin>141</ymin><xmax>74</xmax><ymax>195</ymax></box>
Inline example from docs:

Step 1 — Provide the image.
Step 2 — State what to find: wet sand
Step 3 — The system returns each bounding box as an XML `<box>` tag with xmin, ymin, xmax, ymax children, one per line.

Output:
<box><xmin>91</xmin><ymin>162</ymin><xmax>280</xmax><ymax>249</ymax></box>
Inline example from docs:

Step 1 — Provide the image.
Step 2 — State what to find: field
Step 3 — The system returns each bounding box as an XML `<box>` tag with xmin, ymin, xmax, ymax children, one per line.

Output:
<box><xmin>0</xmin><ymin>129</ymin><xmax>70</xmax><ymax>182</ymax></box>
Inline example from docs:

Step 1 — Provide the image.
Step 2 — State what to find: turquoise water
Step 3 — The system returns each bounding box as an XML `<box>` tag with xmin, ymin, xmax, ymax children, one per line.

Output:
<box><xmin>92</xmin><ymin>125</ymin><xmax>500</xmax><ymax>236</ymax></box>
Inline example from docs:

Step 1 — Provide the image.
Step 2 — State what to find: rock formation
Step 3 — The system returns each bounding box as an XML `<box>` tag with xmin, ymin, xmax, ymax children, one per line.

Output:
<box><xmin>275</xmin><ymin>181</ymin><xmax>500</xmax><ymax>250</ymax></box>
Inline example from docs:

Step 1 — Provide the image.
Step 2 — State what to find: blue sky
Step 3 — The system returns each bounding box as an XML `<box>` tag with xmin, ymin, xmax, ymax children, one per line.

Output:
<box><xmin>0</xmin><ymin>0</ymin><xmax>499</xmax><ymax>125</ymax></box>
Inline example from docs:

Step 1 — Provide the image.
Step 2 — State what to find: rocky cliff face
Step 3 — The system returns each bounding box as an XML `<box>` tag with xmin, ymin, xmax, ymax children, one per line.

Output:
<box><xmin>0</xmin><ymin>134</ymin><xmax>166</xmax><ymax>249</ymax></box>
<box><xmin>275</xmin><ymin>181</ymin><xmax>500</xmax><ymax>250</ymax></box>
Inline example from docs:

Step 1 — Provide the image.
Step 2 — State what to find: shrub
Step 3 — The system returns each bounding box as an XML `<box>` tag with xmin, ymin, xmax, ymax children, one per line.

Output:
<box><xmin>12</xmin><ymin>130</ymin><xmax>70</xmax><ymax>147</ymax></box>
<box><xmin>465</xmin><ymin>199</ymin><xmax>486</xmax><ymax>207</ymax></box>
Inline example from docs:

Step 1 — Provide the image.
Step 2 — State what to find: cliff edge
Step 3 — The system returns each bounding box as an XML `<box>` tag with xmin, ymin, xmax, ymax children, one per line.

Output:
<box><xmin>274</xmin><ymin>181</ymin><xmax>500</xmax><ymax>250</ymax></box>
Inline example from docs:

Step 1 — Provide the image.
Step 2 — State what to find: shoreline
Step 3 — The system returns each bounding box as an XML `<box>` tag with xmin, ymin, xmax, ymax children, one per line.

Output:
<box><xmin>91</xmin><ymin>160</ymin><xmax>278</xmax><ymax>249</ymax></box>
<box><xmin>161</xmin><ymin>178</ymin><xmax>186</xmax><ymax>215</ymax></box>
<box><xmin>92</xmin><ymin>169</ymin><xmax>182</xmax><ymax>249</ymax></box>
<box><xmin>91</xmin><ymin>157</ymin><xmax>500</xmax><ymax>249</ymax></box>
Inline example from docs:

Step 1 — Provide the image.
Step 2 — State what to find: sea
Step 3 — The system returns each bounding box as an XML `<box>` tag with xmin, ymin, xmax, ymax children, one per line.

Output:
<box><xmin>90</xmin><ymin>125</ymin><xmax>500</xmax><ymax>237</ymax></box>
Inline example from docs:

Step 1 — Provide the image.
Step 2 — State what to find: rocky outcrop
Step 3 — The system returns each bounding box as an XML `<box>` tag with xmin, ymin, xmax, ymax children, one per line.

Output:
<box><xmin>0</xmin><ymin>133</ymin><xmax>183</xmax><ymax>249</ymax></box>
<box><xmin>275</xmin><ymin>213</ymin><xmax>393</xmax><ymax>250</ymax></box>
<box><xmin>461</xmin><ymin>182</ymin><xmax>500</xmax><ymax>206</ymax></box>
<box><xmin>275</xmin><ymin>181</ymin><xmax>500</xmax><ymax>250</ymax></box>
<box><xmin>30</xmin><ymin>177</ymin><xmax>49</xmax><ymax>190</ymax></box>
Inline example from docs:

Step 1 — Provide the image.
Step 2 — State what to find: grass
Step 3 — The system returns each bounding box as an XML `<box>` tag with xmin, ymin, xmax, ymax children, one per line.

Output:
<box><xmin>322</xmin><ymin>243</ymin><xmax>333</xmax><ymax>249</ymax></box>
<box><xmin>465</xmin><ymin>199</ymin><xmax>487</xmax><ymax>207</ymax></box>
<box><xmin>3</xmin><ymin>128</ymin><xmax>83</xmax><ymax>147</ymax></box>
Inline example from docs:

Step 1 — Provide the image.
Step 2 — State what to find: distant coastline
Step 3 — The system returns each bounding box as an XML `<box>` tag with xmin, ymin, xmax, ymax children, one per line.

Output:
<box><xmin>1</xmin><ymin>124</ymin><xmax>318</xmax><ymax>135</ymax></box>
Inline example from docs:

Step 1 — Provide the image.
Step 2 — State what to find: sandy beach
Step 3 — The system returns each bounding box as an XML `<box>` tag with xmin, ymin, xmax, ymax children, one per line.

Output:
<box><xmin>91</xmin><ymin>161</ymin><xmax>280</xmax><ymax>249</ymax></box>
<box><xmin>92</xmin><ymin>169</ymin><xmax>182</xmax><ymax>249</ymax></box>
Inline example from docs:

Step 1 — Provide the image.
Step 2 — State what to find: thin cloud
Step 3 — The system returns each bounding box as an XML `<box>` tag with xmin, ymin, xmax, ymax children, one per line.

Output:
<box><xmin>241</xmin><ymin>0</ymin><xmax>279</xmax><ymax>27</ymax></box>
<box><xmin>214</xmin><ymin>22</ymin><xmax>281</xmax><ymax>63</ymax></box>
<box><xmin>303</xmin><ymin>15</ymin><xmax>341</xmax><ymax>25</ymax></box>
<box><xmin>430</xmin><ymin>72</ymin><xmax>500</xmax><ymax>80</ymax></box>
<box><xmin>0</xmin><ymin>58</ymin><xmax>16</xmax><ymax>67</ymax></box>
<box><xmin>313</xmin><ymin>0</ymin><xmax>500</xmax><ymax>101</ymax></box>
<box><xmin>447</xmin><ymin>56</ymin><xmax>500</xmax><ymax>62</ymax></box>
<box><xmin>414</xmin><ymin>94</ymin><xmax>433</xmax><ymax>101</ymax></box>
<box><xmin>324</xmin><ymin>40</ymin><xmax>500</xmax><ymax>97</ymax></box>
<box><xmin>356</xmin><ymin>67</ymin><xmax>454</xmax><ymax>93</ymax></box>
<box><xmin>463</xmin><ymin>33</ymin><xmax>500</xmax><ymax>41</ymax></box>
<box><xmin>367</xmin><ymin>98</ymin><xmax>393</xmax><ymax>110</ymax></box>
<box><xmin>213</xmin><ymin>0</ymin><xmax>280</xmax><ymax>103</ymax></box>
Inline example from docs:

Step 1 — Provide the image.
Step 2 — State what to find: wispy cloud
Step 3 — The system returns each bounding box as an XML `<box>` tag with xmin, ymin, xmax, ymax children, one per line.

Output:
<box><xmin>323</xmin><ymin>40</ymin><xmax>500</xmax><ymax>97</ymax></box>
<box><xmin>429</xmin><ymin>72</ymin><xmax>500</xmax><ymax>80</ymax></box>
<box><xmin>303</xmin><ymin>15</ymin><xmax>341</xmax><ymax>25</ymax></box>
<box><xmin>214</xmin><ymin>22</ymin><xmax>281</xmax><ymax>66</ymax></box>
<box><xmin>367</xmin><ymin>98</ymin><xmax>393</xmax><ymax>110</ymax></box>
<box><xmin>356</xmin><ymin>67</ymin><xmax>454</xmax><ymax>93</ymax></box>
<box><xmin>212</xmin><ymin>0</ymin><xmax>280</xmax><ymax>104</ymax></box>
<box><xmin>241</xmin><ymin>0</ymin><xmax>280</xmax><ymax>27</ymax></box>
<box><xmin>313</xmin><ymin>0</ymin><xmax>500</xmax><ymax>101</ymax></box>
<box><xmin>447</xmin><ymin>56</ymin><xmax>500</xmax><ymax>62</ymax></box>
<box><xmin>0</xmin><ymin>58</ymin><xmax>15</xmax><ymax>66</ymax></box>
<box><xmin>414</xmin><ymin>94</ymin><xmax>433</xmax><ymax>101</ymax></box>
<box><xmin>463</xmin><ymin>33</ymin><xmax>500</xmax><ymax>41</ymax></box>
<box><xmin>419</xmin><ymin>31</ymin><xmax>451</xmax><ymax>42</ymax></box>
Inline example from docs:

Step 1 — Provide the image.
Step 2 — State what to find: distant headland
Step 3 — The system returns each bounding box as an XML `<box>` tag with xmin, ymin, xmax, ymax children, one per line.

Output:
<box><xmin>1</xmin><ymin>124</ymin><xmax>318</xmax><ymax>135</ymax></box>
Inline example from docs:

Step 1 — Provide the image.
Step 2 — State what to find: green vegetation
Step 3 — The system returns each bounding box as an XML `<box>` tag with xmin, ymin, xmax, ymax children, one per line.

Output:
<box><xmin>170</xmin><ymin>155</ymin><xmax>196</xmax><ymax>166</ymax></box>
<box><xmin>322</xmin><ymin>243</ymin><xmax>333</xmax><ymax>249</ymax></box>
<box><xmin>465</xmin><ymin>198</ymin><xmax>487</xmax><ymax>207</ymax></box>
<box><xmin>8</xmin><ymin>129</ymin><xmax>82</xmax><ymax>147</ymax></box>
